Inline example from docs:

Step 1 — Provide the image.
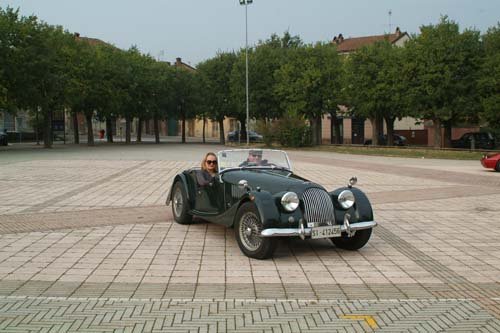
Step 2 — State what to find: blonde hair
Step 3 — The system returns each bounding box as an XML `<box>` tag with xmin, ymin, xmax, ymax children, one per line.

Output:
<box><xmin>201</xmin><ymin>152</ymin><xmax>217</xmax><ymax>173</ymax></box>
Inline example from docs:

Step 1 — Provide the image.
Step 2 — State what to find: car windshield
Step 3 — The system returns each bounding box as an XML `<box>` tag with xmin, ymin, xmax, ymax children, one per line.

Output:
<box><xmin>217</xmin><ymin>149</ymin><xmax>291</xmax><ymax>172</ymax></box>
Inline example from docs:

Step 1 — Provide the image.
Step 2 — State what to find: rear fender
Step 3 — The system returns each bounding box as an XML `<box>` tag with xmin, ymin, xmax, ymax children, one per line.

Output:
<box><xmin>166</xmin><ymin>174</ymin><xmax>191</xmax><ymax>205</ymax></box>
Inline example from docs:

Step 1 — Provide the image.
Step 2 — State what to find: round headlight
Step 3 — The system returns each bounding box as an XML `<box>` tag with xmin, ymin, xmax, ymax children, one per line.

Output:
<box><xmin>281</xmin><ymin>192</ymin><xmax>299</xmax><ymax>212</ymax></box>
<box><xmin>338</xmin><ymin>190</ymin><xmax>355</xmax><ymax>209</ymax></box>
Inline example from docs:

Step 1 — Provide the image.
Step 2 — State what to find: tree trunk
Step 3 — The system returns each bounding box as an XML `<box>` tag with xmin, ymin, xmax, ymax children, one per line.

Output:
<box><xmin>106</xmin><ymin>117</ymin><xmax>113</xmax><ymax>143</ymax></box>
<box><xmin>125</xmin><ymin>116</ymin><xmax>131</xmax><ymax>144</ymax></box>
<box><xmin>308</xmin><ymin>117</ymin><xmax>321</xmax><ymax>146</ymax></box>
<box><xmin>85</xmin><ymin>113</ymin><xmax>94</xmax><ymax>146</ymax></box>
<box><xmin>316</xmin><ymin>116</ymin><xmax>322</xmax><ymax>145</ymax></box>
<box><xmin>35</xmin><ymin>106</ymin><xmax>40</xmax><ymax>145</ymax></box>
<box><xmin>219</xmin><ymin>119</ymin><xmax>225</xmax><ymax>145</ymax></box>
<box><xmin>72</xmin><ymin>112</ymin><xmax>79</xmax><ymax>144</ymax></box>
<box><xmin>137</xmin><ymin>117</ymin><xmax>143</xmax><ymax>143</ymax></box>
<box><xmin>385</xmin><ymin>116</ymin><xmax>395</xmax><ymax>146</ymax></box>
<box><xmin>370</xmin><ymin>117</ymin><xmax>378</xmax><ymax>145</ymax></box>
<box><xmin>181</xmin><ymin>113</ymin><xmax>186</xmax><ymax>143</ymax></box>
<box><xmin>433</xmin><ymin>118</ymin><xmax>442</xmax><ymax>148</ymax></box>
<box><xmin>443</xmin><ymin>120</ymin><xmax>452</xmax><ymax>148</ymax></box>
<box><xmin>43</xmin><ymin>107</ymin><xmax>53</xmax><ymax>148</ymax></box>
<box><xmin>240</xmin><ymin>119</ymin><xmax>247</xmax><ymax>144</ymax></box>
<box><xmin>202</xmin><ymin>116</ymin><xmax>206</xmax><ymax>144</ymax></box>
<box><xmin>154</xmin><ymin>116</ymin><xmax>160</xmax><ymax>144</ymax></box>
<box><xmin>330</xmin><ymin>112</ymin><xmax>341</xmax><ymax>144</ymax></box>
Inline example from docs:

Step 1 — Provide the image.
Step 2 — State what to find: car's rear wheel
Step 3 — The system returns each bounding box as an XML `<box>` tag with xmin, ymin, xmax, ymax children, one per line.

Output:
<box><xmin>235</xmin><ymin>202</ymin><xmax>276</xmax><ymax>259</ymax></box>
<box><xmin>330</xmin><ymin>228</ymin><xmax>372</xmax><ymax>250</ymax></box>
<box><xmin>495</xmin><ymin>161</ymin><xmax>500</xmax><ymax>172</ymax></box>
<box><xmin>172</xmin><ymin>181</ymin><xmax>192</xmax><ymax>225</ymax></box>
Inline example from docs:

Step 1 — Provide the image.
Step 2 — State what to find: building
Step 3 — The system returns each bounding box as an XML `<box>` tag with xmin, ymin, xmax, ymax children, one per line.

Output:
<box><xmin>321</xmin><ymin>28</ymin><xmax>429</xmax><ymax>145</ymax></box>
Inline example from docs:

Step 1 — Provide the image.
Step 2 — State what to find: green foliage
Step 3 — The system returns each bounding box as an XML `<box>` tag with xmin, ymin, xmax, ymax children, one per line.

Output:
<box><xmin>229</xmin><ymin>31</ymin><xmax>304</xmax><ymax>126</ymax></box>
<box><xmin>1</xmin><ymin>7</ymin><xmax>497</xmax><ymax>150</ymax></box>
<box><xmin>404</xmin><ymin>16</ymin><xmax>483</xmax><ymax>146</ymax></box>
<box><xmin>197</xmin><ymin>52</ymin><xmax>237</xmax><ymax>122</ymax></box>
<box><xmin>479</xmin><ymin>24</ymin><xmax>500</xmax><ymax>129</ymax></box>
<box><xmin>345</xmin><ymin>40</ymin><xmax>410</xmax><ymax>144</ymax></box>
<box><xmin>276</xmin><ymin>115</ymin><xmax>311</xmax><ymax>147</ymax></box>
<box><xmin>257</xmin><ymin>115</ymin><xmax>311</xmax><ymax>147</ymax></box>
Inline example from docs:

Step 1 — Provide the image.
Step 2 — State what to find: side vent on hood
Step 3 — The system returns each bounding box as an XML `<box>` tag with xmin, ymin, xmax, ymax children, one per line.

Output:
<box><xmin>231</xmin><ymin>184</ymin><xmax>246</xmax><ymax>200</ymax></box>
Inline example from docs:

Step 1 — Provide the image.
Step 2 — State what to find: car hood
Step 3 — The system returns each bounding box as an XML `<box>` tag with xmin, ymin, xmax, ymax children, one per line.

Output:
<box><xmin>221</xmin><ymin>169</ymin><xmax>324</xmax><ymax>195</ymax></box>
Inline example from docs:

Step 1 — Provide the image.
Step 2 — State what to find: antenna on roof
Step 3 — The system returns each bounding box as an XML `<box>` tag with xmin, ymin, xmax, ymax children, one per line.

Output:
<box><xmin>388</xmin><ymin>10</ymin><xmax>392</xmax><ymax>34</ymax></box>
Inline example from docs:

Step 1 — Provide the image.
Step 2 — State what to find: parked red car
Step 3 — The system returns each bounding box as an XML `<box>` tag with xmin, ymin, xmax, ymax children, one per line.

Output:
<box><xmin>481</xmin><ymin>153</ymin><xmax>500</xmax><ymax>172</ymax></box>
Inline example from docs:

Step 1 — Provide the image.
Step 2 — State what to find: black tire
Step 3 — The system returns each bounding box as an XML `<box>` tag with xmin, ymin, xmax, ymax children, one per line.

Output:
<box><xmin>234</xmin><ymin>202</ymin><xmax>277</xmax><ymax>259</ymax></box>
<box><xmin>496</xmin><ymin>161</ymin><xmax>500</xmax><ymax>172</ymax></box>
<box><xmin>330</xmin><ymin>228</ymin><xmax>372</xmax><ymax>250</ymax></box>
<box><xmin>171</xmin><ymin>181</ymin><xmax>193</xmax><ymax>225</ymax></box>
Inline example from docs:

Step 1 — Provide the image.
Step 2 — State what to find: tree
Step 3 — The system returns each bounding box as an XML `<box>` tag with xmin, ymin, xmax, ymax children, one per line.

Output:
<box><xmin>198</xmin><ymin>52</ymin><xmax>237</xmax><ymax>144</ymax></box>
<box><xmin>479</xmin><ymin>24</ymin><xmax>500</xmax><ymax>129</ymax></box>
<box><xmin>230</xmin><ymin>32</ymin><xmax>303</xmax><ymax>140</ymax></box>
<box><xmin>150</xmin><ymin>61</ymin><xmax>174</xmax><ymax>144</ymax></box>
<box><xmin>172</xmin><ymin>67</ymin><xmax>198</xmax><ymax>143</ymax></box>
<box><xmin>404</xmin><ymin>17</ymin><xmax>482</xmax><ymax>148</ymax></box>
<box><xmin>346</xmin><ymin>40</ymin><xmax>411</xmax><ymax>146</ymax></box>
<box><xmin>11</xmin><ymin>17</ymin><xmax>76</xmax><ymax>148</ymax></box>
<box><xmin>67</xmin><ymin>35</ymin><xmax>106</xmax><ymax>146</ymax></box>
<box><xmin>275</xmin><ymin>42</ymin><xmax>342</xmax><ymax>145</ymax></box>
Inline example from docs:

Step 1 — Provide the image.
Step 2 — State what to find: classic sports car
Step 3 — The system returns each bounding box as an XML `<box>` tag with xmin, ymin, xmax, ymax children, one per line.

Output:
<box><xmin>166</xmin><ymin>149</ymin><xmax>377</xmax><ymax>259</ymax></box>
<box><xmin>481</xmin><ymin>153</ymin><xmax>500</xmax><ymax>172</ymax></box>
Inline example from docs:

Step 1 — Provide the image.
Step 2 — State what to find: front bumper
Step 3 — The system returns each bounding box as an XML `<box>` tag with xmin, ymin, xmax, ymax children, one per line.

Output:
<box><xmin>260</xmin><ymin>220</ymin><xmax>377</xmax><ymax>239</ymax></box>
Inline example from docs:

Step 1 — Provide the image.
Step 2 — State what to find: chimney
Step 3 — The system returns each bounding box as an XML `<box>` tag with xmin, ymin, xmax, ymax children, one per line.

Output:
<box><xmin>176</xmin><ymin>57</ymin><xmax>182</xmax><ymax>66</ymax></box>
<box><xmin>74</xmin><ymin>32</ymin><xmax>80</xmax><ymax>38</ymax></box>
<box><xmin>338</xmin><ymin>34</ymin><xmax>344</xmax><ymax>43</ymax></box>
<box><xmin>395</xmin><ymin>27</ymin><xmax>401</xmax><ymax>37</ymax></box>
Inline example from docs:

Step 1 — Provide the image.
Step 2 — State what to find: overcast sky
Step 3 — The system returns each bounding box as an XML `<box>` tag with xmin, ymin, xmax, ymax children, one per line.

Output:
<box><xmin>2</xmin><ymin>0</ymin><xmax>499</xmax><ymax>66</ymax></box>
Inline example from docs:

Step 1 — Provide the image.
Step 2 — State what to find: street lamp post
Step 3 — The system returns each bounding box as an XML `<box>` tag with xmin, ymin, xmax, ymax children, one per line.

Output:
<box><xmin>239</xmin><ymin>0</ymin><xmax>252</xmax><ymax>145</ymax></box>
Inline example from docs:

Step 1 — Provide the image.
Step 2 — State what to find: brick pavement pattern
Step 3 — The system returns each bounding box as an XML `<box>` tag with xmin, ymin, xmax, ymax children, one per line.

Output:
<box><xmin>1</xmin><ymin>144</ymin><xmax>500</xmax><ymax>331</ymax></box>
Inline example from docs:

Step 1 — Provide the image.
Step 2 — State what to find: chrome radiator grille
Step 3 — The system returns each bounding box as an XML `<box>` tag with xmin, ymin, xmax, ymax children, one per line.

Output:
<box><xmin>302</xmin><ymin>188</ymin><xmax>335</xmax><ymax>226</ymax></box>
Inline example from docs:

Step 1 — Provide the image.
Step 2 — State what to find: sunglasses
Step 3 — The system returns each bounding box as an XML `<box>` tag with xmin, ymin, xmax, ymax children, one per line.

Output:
<box><xmin>251</xmin><ymin>154</ymin><xmax>262</xmax><ymax>157</ymax></box>
<box><xmin>206</xmin><ymin>160</ymin><xmax>217</xmax><ymax>165</ymax></box>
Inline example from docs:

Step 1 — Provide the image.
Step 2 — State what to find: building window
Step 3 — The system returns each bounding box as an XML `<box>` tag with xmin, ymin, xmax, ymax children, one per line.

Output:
<box><xmin>212</xmin><ymin>121</ymin><xmax>219</xmax><ymax>137</ymax></box>
<box><xmin>229</xmin><ymin>119</ymin><xmax>238</xmax><ymax>132</ymax></box>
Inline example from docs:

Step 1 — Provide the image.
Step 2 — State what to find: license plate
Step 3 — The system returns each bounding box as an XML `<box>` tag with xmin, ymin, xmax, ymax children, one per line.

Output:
<box><xmin>311</xmin><ymin>225</ymin><xmax>341</xmax><ymax>239</ymax></box>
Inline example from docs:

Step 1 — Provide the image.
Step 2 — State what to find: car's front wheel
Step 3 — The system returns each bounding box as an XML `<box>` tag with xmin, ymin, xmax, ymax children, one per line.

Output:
<box><xmin>235</xmin><ymin>202</ymin><xmax>277</xmax><ymax>259</ymax></box>
<box><xmin>172</xmin><ymin>181</ymin><xmax>193</xmax><ymax>225</ymax></box>
<box><xmin>495</xmin><ymin>161</ymin><xmax>500</xmax><ymax>172</ymax></box>
<box><xmin>330</xmin><ymin>228</ymin><xmax>372</xmax><ymax>250</ymax></box>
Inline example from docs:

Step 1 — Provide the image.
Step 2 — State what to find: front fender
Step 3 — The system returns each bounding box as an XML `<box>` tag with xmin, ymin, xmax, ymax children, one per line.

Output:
<box><xmin>330</xmin><ymin>187</ymin><xmax>373</xmax><ymax>223</ymax></box>
<box><xmin>234</xmin><ymin>191</ymin><xmax>281</xmax><ymax>228</ymax></box>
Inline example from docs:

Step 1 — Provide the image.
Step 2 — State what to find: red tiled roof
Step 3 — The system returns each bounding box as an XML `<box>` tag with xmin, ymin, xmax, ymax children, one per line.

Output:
<box><xmin>175</xmin><ymin>57</ymin><xmax>196</xmax><ymax>71</ymax></box>
<box><xmin>74</xmin><ymin>33</ymin><xmax>115</xmax><ymax>48</ymax></box>
<box><xmin>333</xmin><ymin>29</ymin><xmax>408</xmax><ymax>53</ymax></box>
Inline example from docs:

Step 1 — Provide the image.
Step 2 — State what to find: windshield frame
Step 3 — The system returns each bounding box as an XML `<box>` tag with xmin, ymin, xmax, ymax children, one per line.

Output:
<box><xmin>217</xmin><ymin>149</ymin><xmax>292</xmax><ymax>175</ymax></box>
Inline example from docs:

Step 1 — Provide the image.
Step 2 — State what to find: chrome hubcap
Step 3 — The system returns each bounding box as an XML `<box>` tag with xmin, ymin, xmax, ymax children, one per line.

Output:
<box><xmin>173</xmin><ymin>188</ymin><xmax>183</xmax><ymax>217</ymax></box>
<box><xmin>245</xmin><ymin>227</ymin><xmax>252</xmax><ymax>236</ymax></box>
<box><xmin>239</xmin><ymin>212</ymin><xmax>262</xmax><ymax>251</ymax></box>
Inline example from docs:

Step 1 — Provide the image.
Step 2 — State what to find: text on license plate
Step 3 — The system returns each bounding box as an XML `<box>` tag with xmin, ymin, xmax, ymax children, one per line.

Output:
<box><xmin>311</xmin><ymin>225</ymin><xmax>341</xmax><ymax>239</ymax></box>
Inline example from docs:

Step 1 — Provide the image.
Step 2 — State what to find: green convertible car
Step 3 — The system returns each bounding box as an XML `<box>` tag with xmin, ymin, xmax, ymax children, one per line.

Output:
<box><xmin>167</xmin><ymin>149</ymin><xmax>377</xmax><ymax>259</ymax></box>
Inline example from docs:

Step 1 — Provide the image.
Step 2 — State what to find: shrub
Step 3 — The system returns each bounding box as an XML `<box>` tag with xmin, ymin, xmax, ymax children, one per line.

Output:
<box><xmin>257</xmin><ymin>115</ymin><xmax>311</xmax><ymax>147</ymax></box>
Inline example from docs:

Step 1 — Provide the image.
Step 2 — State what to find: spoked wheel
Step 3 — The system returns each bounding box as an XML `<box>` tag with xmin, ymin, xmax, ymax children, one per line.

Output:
<box><xmin>330</xmin><ymin>228</ymin><xmax>372</xmax><ymax>250</ymax></box>
<box><xmin>172</xmin><ymin>181</ymin><xmax>192</xmax><ymax>225</ymax></box>
<box><xmin>235</xmin><ymin>202</ymin><xmax>276</xmax><ymax>259</ymax></box>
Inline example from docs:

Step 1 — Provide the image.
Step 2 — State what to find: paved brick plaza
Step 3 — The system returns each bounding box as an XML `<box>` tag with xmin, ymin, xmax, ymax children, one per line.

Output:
<box><xmin>0</xmin><ymin>144</ymin><xmax>499</xmax><ymax>332</ymax></box>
